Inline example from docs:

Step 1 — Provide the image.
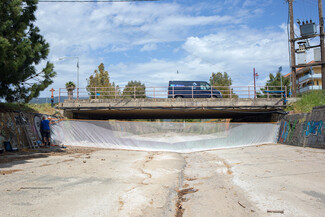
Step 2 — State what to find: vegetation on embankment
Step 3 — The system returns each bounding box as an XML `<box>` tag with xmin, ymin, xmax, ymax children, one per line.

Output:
<box><xmin>0</xmin><ymin>103</ymin><xmax>56</xmax><ymax>115</ymax></box>
<box><xmin>286</xmin><ymin>90</ymin><xmax>325</xmax><ymax>113</ymax></box>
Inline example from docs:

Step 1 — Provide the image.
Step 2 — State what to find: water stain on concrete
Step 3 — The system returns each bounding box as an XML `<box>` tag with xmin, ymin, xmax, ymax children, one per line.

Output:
<box><xmin>303</xmin><ymin>191</ymin><xmax>325</xmax><ymax>204</ymax></box>
<box><xmin>175</xmin><ymin>188</ymin><xmax>198</xmax><ymax>217</ymax></box>
<box><xmin>1</xmin><ymin>169</ymin><xmax>22</xmax><ymax>175</ymax></box>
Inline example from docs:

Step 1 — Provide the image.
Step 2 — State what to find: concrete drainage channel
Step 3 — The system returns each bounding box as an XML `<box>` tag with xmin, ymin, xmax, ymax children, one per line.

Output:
<box><xmin>0</xmin><ymin>106</ymin><xmax>325</xmax><ymax>216</ymax></box>
<box><xmin>1</xmin><ymin>144</ymin><xmax>325</xmax><ymax>216</ymax></box>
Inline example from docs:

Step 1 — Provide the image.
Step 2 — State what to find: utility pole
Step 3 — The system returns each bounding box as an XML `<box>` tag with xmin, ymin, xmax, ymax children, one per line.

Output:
<box><xmin>253</xmin><ymin>68</ymin><xmax>256</xmax><ymax>98</ymax></box>
<box><xmin>319</xmin><ymin>0</ymin><xmax>325</xmax><ymax>90</ymax></box>
<box><xmin>289</xmin><ymin>0</ymin><xmax>297</xmax><ymax>97</ymax></box>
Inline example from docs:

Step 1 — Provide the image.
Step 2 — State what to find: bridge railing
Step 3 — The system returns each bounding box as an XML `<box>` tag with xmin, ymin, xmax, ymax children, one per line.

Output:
<box><xmin>58</xmin><ymin>85</ymin><xmax>287</xmax><ymax>102</ymax></box>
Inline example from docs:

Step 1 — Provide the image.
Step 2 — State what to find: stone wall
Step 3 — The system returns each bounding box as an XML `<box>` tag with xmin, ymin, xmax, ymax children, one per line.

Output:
<box><xmin>278</xmin><ymin>105</ymin><xmax>325</xmax><ymax>148</ymax></box>
<box><xmin>0</xmin><ymin>111</ymin><xmax>43</xmax><ymax>151</ymax></box>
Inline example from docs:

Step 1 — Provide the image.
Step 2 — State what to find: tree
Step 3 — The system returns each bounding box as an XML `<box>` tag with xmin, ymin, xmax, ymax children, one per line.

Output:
<box><xmin>209</xmin><ymin>72</ymin><xmax>237</xmax><ymax>98</ymax></box>
<box><xmin>65</xmin><ymin>81</ymin><xmax>76</xmax><ymax>100</ymax></box>
<box><xmin>258</xmin><ymin>72</ymin><xmax>290</xmax><ymax>98</ymax></box>
<box><xmin>122</xmin><ymin>80</ymin><xmax>146</xmax><ymax>98</ymax></box>
<box><xmin>0</xmin><ymin>0</ymin><xmax>56</xmax><ymax>103</ymax></box>
<box><xmin>87</xmin><ymin>63</ymin><xmax>116</xmax><ymax>99</ymax></box>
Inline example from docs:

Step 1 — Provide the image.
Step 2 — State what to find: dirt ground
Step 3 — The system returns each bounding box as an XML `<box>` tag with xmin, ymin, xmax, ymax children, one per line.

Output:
<box><xmin>0</xmin><ymin>144</ymin><xmax>324</xmax><ymax>217</ymax></box>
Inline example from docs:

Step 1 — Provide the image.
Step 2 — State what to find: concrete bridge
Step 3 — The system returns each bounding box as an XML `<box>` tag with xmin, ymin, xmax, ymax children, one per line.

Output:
<box><xmin>57</xmin><ymin>98</ymin><xmax>286</xmax><ymax>121</ymax></box>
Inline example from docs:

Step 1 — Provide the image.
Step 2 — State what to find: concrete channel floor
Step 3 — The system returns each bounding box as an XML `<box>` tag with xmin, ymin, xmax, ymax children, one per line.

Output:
<box><xmin>0</xmin><ymin>144</ymin><xmax>324</xmax><ymax>217</ymax></box>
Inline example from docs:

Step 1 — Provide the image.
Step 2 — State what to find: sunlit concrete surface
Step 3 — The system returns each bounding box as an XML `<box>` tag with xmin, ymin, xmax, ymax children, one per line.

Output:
<box><xmin>0</xmin><ymin>144</ymin><xmax>324</xmax><ymax>217</ymax></box>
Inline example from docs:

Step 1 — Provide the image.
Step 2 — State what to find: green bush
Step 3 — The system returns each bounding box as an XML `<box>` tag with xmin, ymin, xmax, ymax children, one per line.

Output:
<box><xmin>287</xmin><ymin>90</ymin><xmax>325</xmax><ymax>113</ymax></box>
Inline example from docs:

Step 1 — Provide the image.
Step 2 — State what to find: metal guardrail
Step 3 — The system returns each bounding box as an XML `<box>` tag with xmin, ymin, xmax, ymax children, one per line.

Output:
<box><xmin>56</xmin><ymin>86</ymin><xmax>287</xmax><ymax>102</ymax></box>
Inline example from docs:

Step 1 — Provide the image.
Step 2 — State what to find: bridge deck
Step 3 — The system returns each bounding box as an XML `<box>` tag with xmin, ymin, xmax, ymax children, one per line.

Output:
<box><xmin>58</xmin><ymin>98</ymin><xmax>285</xmax><ymax>120</ymax></box>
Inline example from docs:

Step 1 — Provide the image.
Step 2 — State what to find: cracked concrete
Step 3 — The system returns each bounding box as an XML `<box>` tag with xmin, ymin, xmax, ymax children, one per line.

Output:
<box><xmin>1</xmin><ymin>144</ymin><xmax>325</xmax><ymax>217</ymax></box>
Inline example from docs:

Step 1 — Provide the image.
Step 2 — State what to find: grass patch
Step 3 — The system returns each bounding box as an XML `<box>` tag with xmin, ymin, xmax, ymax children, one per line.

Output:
<box><xmin>27</xmin><ymin>103</ymin><xmax>56</xmax><ymax>115</ymax></box>
<box><xmin>286</xmin><ymin>90</ymin><xmax>325</xmax><ymax>113</ymax></box>
<box><xmin>0</xmin><ymin>103</ymin><xmax>36</xmax><ymax>113</ymax></box>
<box><xmin>0</xmin><ymin>103</ymin><xmax>56</xmax><ymax>115</ymax></box>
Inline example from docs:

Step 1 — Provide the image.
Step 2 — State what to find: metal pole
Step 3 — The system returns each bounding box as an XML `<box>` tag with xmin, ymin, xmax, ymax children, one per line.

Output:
<box><xmin>280</xmin><ymin>72</ymin><xmax>282</xmax><ymax>92</ymax></box>
<box><xmin>173</xmin><ymin>86</ymin><xmax>175</xmax><ymax>98</ymax></box>
<box><xmin>248</xmin><ymin>86</ymin><xmax>250</xmax><ymax>98</ymax></box>
<box><xmin>59</xmin><ymin>56</ymin><xmax>80</xmax><ymax>90</ymax></box>
<box><xmin>77</xmin><ymin>57</ymin><xmax>79</xmax><ymax>89</ymax></box>
<box><xmin>319</xmin><ymin>0</ymin><xmax>325</xmax><ymax>89</ymax></box>
<box><xmin>254</xmin><ymin>68</ymin><xmax>256</xmax><ymax>99</ymax></box>
<box><xmin>289</xmin><ymin>0</ymin><xmax>297</xmax><ymax>96</ymax></box>
<box><xmin>211</xmin><ymin>85</ymin><xmax>213</xmax><ymax>98</ymax></box>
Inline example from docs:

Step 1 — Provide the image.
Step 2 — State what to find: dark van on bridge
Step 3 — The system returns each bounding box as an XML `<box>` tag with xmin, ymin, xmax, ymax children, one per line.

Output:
<box><xmin>168</xmin><ymin>81</ymin><xmax>222</xmax><ymax>98</ymax></box>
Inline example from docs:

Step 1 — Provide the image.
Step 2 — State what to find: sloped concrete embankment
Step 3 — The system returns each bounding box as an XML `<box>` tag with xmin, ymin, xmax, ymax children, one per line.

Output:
<box><xmin>278</xmin><ymin>105</ymin><xmax>325</xmax><ymax>148</ymax></box>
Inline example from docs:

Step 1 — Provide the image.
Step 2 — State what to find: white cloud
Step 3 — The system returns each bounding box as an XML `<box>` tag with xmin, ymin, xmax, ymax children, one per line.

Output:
<box><xmin>109</xmin><ymin>58</ymin><xmax>216</xmax><ymax>88</ymax></box>
<box><xmin>104</xmin><ymin>25</ymin><xmax>290</xmax><ymax>90</ymax></box>
<box><xmin>140</xmin><ymin>44</ymin><xmax>157</xmax><ymax>52</ymax></box>
<box><xmin>36</xmin><ymin>1</ymin><xmax>246</xmax><ymax>55</ymax></box>
<box><xmin>243</xmin><ymin>0</ymin><xmax>256</xmax><ymax>8</ymax></box>
<box><xmin>182</xmin><ymin>26</ymin><xmax>290</xmax><ymax>85</ymax></box>
<box><xmin>33</xmin><ymin>1</ymin><xmax>291</xmax><ymax>98</ymax></box>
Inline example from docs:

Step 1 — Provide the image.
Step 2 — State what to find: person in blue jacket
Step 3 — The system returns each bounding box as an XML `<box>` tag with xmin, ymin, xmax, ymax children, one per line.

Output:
<box><xmin>40</xmin><ymin>116</ymin><xmax>51</xmax><ymax>147</ymax></box>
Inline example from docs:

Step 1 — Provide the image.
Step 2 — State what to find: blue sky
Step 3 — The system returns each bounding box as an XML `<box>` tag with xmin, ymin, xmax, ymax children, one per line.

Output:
<box><xmin>35</xmin><ymin>0</ymin><xmax>323</xmax><ymax>97</ymax></box>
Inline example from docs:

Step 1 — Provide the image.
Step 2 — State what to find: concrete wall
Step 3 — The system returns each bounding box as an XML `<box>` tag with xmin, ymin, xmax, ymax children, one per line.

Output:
<box><xmin>0</xmin><ymin>111</ymin><xmax>43</xmax><ymax>151</ymax></box>
<box><xmin>60</xmin><ymin>98</ymin><xmax>284</xmax><ymax>108</ymax></box>
<box><xmin>278</xmin><ymin>106</ymin><xmax>325</xmax><ymax>148</ymax></box>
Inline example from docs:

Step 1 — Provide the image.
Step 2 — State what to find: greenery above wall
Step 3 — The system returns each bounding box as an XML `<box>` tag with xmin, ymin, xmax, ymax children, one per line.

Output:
<box><xmin>286</xmin><ymin>90</ymin><xmax>325</xmax><ymax>113</ymax></box>
<box><xmin>0</xmin><ymin>103</ymin><xmax>56</xmax><ymax>115</ymax></box>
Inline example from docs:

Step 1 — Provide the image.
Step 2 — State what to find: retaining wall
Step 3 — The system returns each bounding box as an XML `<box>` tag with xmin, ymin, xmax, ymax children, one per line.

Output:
<box><xmin>278</xmin><ymin>106</ymin><xmax>325</xmax><ymax>148</ymax></box>
<box><xmin>0</xmin><ymin>111</ymin><xmax>44</xmax><ymax>150</ymax></box>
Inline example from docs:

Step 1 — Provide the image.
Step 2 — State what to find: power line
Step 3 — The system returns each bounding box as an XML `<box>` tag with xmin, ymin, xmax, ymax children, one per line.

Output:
<box><xmin>23</xmin><ymin>71</ymin><xmax>45</xmax><ymax>83</ymax></box>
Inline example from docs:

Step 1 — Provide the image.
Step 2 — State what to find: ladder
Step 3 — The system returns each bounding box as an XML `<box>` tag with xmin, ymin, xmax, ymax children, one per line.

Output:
<box><xmin>20</xmin><ymin>112</ymin><xmax>39</xmax><ymax>149</ymax></box>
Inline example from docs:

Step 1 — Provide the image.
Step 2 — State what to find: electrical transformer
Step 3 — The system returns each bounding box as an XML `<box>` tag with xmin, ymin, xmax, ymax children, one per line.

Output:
<box><xmin>300</xmin><ymin>22</ymin><xmax>317</xmax><ymax>37</ymax></box>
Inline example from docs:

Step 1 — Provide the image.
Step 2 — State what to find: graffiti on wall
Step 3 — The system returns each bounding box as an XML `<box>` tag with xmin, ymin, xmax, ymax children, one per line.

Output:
<box><xmin>0</xmin><ymin>112</ymin><xmax>45</xmax><ymax>149</ymax></box>
<box><xmin>278</xmin><ymin>118</ymin><xmax>325</xmax><ymax>145</ymax></box>
<box><xmin>0</xmin><ymin>113</ymin><xmax>19</xmax><ymax>148</ymax></box>
<box><xmin>34</xmin><ymin>115</ymin><xmax>42</xmax><ymax>139</ymax></box>
<box><xmin>303</xmin><ymin>121</ymin><xmax>323</xmax><ymax>137</ymax></box>
<box><xmin>278</xmin><ymin>120</ymin><xmax>297</xmax><ymax>143</ymax></box>
<box><xmin>14</xmin><ymin>114</ymin><xmax>24</xmax><ymax>147</ymax></box>
<box><xmin>0</xmin><ymin>113</ymin><xmax>5</xmax><ymax>143</ymax></box>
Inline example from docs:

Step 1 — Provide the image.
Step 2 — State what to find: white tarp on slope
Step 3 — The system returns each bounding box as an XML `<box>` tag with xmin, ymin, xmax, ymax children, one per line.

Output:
<box><xmin>51</xmin><ymin>120</ymin><xmax>280</xmax><ymax>153</ymax></box>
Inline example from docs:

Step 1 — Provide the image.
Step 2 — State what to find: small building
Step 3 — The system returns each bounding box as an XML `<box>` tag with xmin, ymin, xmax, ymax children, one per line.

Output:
<box><xmin>284</xmin><ymin>61</ymin><xmax>322</xmax><ymax>93</ymax></box>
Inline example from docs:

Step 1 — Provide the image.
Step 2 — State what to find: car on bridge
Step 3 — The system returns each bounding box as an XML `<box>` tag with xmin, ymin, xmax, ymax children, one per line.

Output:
<box><xmin>168</xmin><ymin>81</ymin><xmax>222</xmax><ymax>98</ymax></box>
